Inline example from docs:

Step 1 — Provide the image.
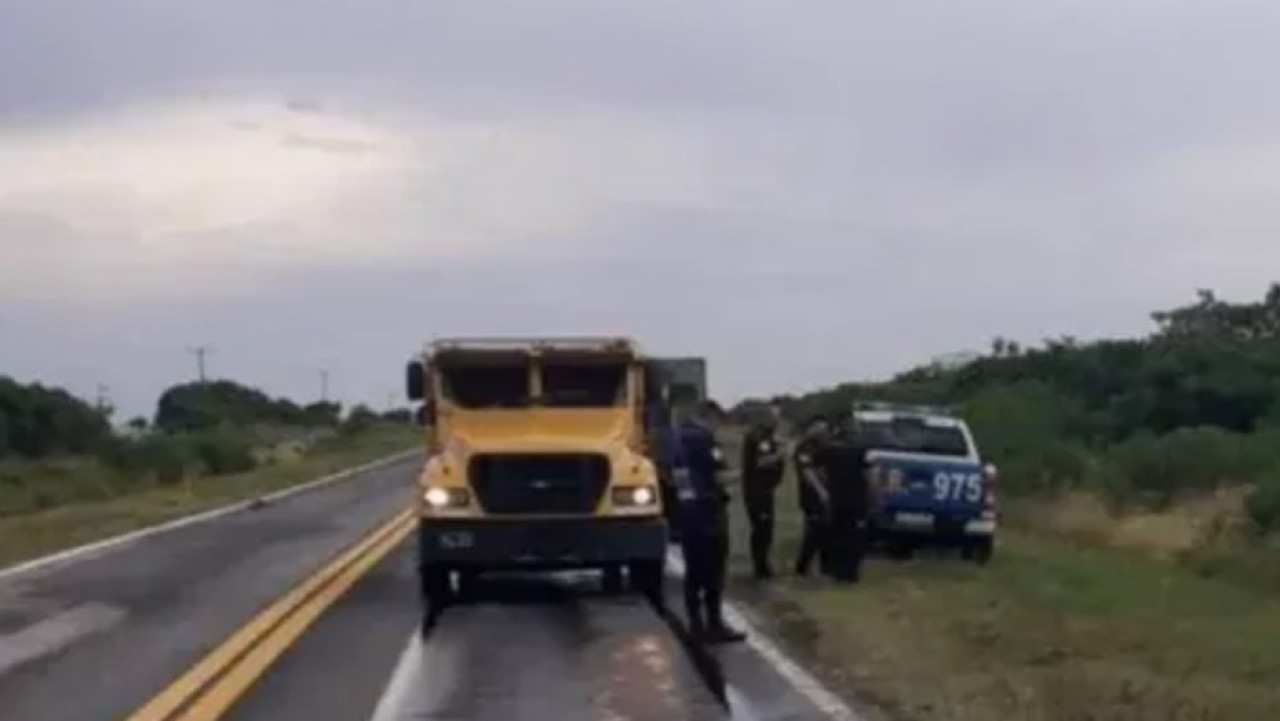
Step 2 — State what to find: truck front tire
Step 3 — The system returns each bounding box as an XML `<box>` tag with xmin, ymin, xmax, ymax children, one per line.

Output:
<box><xmin>455</xmin><ymin>569</ymin><xmax>480</xmax><ymax>601</ymax></box>
<box><xmin>629</xmin><ymin>559</ymin><xmax>666</xmax><ymax>610</ymax></box>
<box><xmin>419</xmin><ymin>563</ymin><xmax>453</xmax><ymax>610</ymax></box>
<box><xmin>601</xmin><ymin>564</ymin><xmax>624</xmax><ymax>593</ymax></box>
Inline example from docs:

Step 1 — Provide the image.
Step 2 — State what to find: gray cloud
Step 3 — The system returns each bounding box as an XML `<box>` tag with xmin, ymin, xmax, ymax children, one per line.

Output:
<box><xmin>4</xmin><ymin>0</ymin><xmax>1280</xmax><ymax>416</ymax></box>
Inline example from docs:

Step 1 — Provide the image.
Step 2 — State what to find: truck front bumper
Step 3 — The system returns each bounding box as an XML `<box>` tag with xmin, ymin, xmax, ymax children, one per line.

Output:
<box><xmin>417</xmin><ymin>516</ymin><xmax>668</xmax><ymax>570</ymax></box>
<box><xmin>871</xmin><ymin>509</ymin><xmax>997</xmax><ymax>539</ymax></box>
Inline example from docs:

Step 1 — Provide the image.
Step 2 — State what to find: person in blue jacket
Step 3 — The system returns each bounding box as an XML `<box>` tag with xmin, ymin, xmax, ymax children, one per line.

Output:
<box><xmin>649</xmin><ymin>406</ymin><xmax>682</xmax><ymax>543</ymax></box>
<box><xmin>669</xmin><ymin>400</ymin><xmax>747</xmax><ymax>644</ymax></box>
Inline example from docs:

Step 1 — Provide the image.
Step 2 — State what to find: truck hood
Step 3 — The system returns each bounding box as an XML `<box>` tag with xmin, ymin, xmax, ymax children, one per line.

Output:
<box><xmin>442</xmin><ymin>408</ymin><xmax>632</xmax><ymax>453</ymax></box>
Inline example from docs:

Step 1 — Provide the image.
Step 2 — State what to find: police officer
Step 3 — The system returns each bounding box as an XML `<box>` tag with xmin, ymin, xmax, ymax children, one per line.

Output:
<box><xmin>740</xmin><ymin>408</ymin><xmax>785</xmax><ymax>579</ymax></box>
<box><xmin>793</xmin><ymin>417</ymin><xmax>833</xmax><ymax>577</ymax></box>
<box><xmin>651</xmin><ymin>414</ymin><xmax>682</xmax><ymax>544</ymax></box>
<box><xmin>671</xmin><ymin>400</ymin><xmax>746</xmax><ymax>644</ymax></box>
<box><xmin>819</xmin><ymin>419</ymin><xmax>872</xmax><ymax>582</ymax></box>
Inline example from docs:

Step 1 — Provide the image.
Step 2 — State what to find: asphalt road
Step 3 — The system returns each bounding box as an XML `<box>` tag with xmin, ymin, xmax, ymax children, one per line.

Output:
<box><xmin>0</xmin><ymin>453</ymin><xmax>855</xmax><ymax>721</ymax></box>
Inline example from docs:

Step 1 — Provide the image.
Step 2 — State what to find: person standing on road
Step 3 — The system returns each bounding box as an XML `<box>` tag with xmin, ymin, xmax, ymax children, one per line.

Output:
<box><xmin>740</xmin><ymin>408</ymin><xmax>786</xmax><ymax>579</ymax></box>
<box><xmin>671</xmin><ymin>400</ymin><xmax>747</xmax><ymax>644</ymax></box>
<box><xmin>793</xmin><ymin>417</ymin><xmax>833</xmax><ymax>577</ymax></box>
<box><xmin>650</xmin><ymin>411</ymin><xmax>682</xmax><ymax>544</ymax></box>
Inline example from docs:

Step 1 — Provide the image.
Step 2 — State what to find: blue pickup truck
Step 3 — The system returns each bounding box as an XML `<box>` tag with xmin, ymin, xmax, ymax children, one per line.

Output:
<box><xmin>854</xmin><ymin>403</ymin><xmax>998</xmax><ymax>564</ymax></box>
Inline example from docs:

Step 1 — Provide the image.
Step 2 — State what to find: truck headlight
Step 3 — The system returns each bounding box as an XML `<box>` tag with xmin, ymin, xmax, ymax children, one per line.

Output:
<box><xmin>422</xmin><ymin>487</ymin><xmax>470</xmax><ymax>508</ymax></box>
<box><xmin>611</xmin><ymin>485</ymin><xmax>658</xmax><ymax>507</ymax></box>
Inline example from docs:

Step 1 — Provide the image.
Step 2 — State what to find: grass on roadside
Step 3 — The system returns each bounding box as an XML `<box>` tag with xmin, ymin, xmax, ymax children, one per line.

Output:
<box><xmin>720</xmin><ymin>432</ymin><xmax>1280</xmax><ymax>721</ymax></box>
<box><xmin>0</xmin><ymin>424</ymin><xmax>418</xmax><ymax>570</ymax></box>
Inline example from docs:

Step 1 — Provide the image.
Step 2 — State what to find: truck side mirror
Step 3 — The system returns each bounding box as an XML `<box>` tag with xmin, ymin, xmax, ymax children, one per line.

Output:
<box><xmin>406</xmin><ymin>359</ymin><xmax>425</xmax><ymax>401</ymax></box>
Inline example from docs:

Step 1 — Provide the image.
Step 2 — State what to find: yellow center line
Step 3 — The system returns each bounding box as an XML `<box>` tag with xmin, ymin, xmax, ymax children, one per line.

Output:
<box><xmin>123</xmin><ymin>508</ymin><xmax>415</xmax><ymax>721</ymax></box>
<box><xmin>175</xmin><ymin>515</ymin><xmax>416</xmax><ymax>720</ymax></box>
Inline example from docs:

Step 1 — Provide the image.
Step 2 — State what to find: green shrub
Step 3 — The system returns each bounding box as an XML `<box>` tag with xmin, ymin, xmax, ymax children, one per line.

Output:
<box><xmin>138</xmin><ymin>437</ymin><xmax>192</xmax><ymax>485</ymax></box>
<box><xmin>1239</xmin><ymin>426</ymin><xmax>1280</xmax><ymax>471</ymax></box>
<box><xmin>100</xmin><ymin>428</ymin><xmax>260</xmax><ymax>481</ymax></box>
<box><xmin>1104</xmin><ymin>427</ymin><xmax>1249</xmax><ymax>508</ymax></box>
<box><xmin>1244</xmin><ymin>471</ymin><xmax>1280</xmax><ymax>536</ymax></box>
<box><xmin>338</xmin><ymin>406</ymin><xmax>381</xmax><ymax>438</ymax></box>
<box><xmin>98</xmin><ymin>435</ymin><xmax>193</xmax><ymax>485</ymax></box>
<box><xmin>189</xmin><ymin>430</ymin><xmax>257</xmax><ymax>475</ymax></box>
<box><xmin>1092</xmin><ymin>460</ymin><xmax>1145</xmax><ymax>512</ymax></box>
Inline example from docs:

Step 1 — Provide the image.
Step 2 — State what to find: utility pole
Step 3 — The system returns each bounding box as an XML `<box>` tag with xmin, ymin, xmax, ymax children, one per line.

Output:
<box><xmin>94</xmin><ymin>383</ymin><xmax>111</xmax><ymax>415</ymax></box>
<box><xmin>187</xmin><ymin>346</ymin><xmax>214</xmax><ymax>383</ymax></box>
<box><xmin>320</xmin><ymin>369</ymin><xmax>330</xmax><ymax>403</ymax></box>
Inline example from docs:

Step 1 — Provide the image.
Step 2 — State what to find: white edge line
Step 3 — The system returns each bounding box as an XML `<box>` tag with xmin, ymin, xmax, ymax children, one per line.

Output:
<box><xmin>665</xmin><ymin>550</ymin><xmax>865</xmax><ymax>721</ymax></box>
<box><xmin>724</xmin><ymin>685</ymin><xmax>761</xmax><ymax>721</ymax></box>
<box><xmin>0</xmin><ymin>448</ymin><xmax>421</xmax><ymax>582</ymax></box>
<box><xmin>368</xmin><ymin>632</ymin><xmax>423</xmax><ymax>721</ymax></box>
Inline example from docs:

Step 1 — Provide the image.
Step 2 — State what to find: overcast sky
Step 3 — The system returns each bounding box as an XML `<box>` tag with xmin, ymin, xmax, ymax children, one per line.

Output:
<box><xmin>3</xmin><ymin>0</ymin><xmax>1280</xmax><ymax>417</ymax></box>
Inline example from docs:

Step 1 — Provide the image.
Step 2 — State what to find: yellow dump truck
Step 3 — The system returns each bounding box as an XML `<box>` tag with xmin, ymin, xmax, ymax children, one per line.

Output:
<box><xmin>405</xmin><ymin>336</ymin><xmax>675</xmax><ymax>608</ymax></box>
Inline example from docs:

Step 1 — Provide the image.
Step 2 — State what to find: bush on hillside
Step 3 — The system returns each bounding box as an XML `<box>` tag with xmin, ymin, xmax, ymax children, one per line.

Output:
<box><xmin>736</xmin><ymin>284</ymin><xmax>1280</xmax><ymax>509</ymax></box>
<box><xmin>99</xmin><ymin>435</ymin><xmax>194</xmax><ymax>485</ymax></box>
<box><xmin>380</xmin><ymin>408</ymin><xmax>413</xmax><ymax>424</ymax></box>
<box><xmin>1244</xmin><ymin>474</ymin><xmax>1280</xmax><ymax>536</ymax></box>
<box><xmin>0</xmin><ymin>377</ymin><xmax>112</xmax><ymax>459</ymax></box>
<box><xmin>1105</xmin><ymin>428</ymin><xmax>1231</xmax><ymax>508</ymax></box>
<box><xmin>341</xmin><ymin>405</ymin><xmax>380</xmax><ymax>435</ymax></box>
<box><xmin>189</xmin><ymin>430</ymin><xmax>257</xmax><ymax>475</ymax></box>
<box><xmin>154</xmin><ymin>381</ymin><xmax>341</xmax><ymax>433</ymax></box>
<box><xmin>99</xmin><ymin>428</ymin><xmax>259</xmax><ymax>482</ymax></box>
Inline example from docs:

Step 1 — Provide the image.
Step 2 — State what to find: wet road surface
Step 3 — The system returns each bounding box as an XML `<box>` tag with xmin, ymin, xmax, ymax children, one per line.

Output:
<box><xmin>229</xmin><ymin>560</ymin><xmax>727</xmax><ymax>721</ymax></box>
<box><xmin>0</xmin><ymin>452</ymin><xmax>855</xmax><ymax>721</ymax></box>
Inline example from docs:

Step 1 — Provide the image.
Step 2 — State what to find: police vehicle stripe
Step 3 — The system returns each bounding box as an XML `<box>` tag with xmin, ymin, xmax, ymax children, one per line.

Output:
<box><xmin>865</xmin><ymin>449</ymin><xmax>979</xmax><ymax>465</ymax></box>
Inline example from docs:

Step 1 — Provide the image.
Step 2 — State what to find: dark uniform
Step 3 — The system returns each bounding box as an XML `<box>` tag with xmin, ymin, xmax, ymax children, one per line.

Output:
<box><xmin>651</xmin><ymin>422</ymin><xmax>682</xmax><ymax>543</ymax></box>
<box><xmin>740</xmin><ymin>423</ymin><xmax>785</xmax><ymax>578</ymax></box>
<box><xmin>817</xmin><ymin>428</ymin><xmax>872</xmax><ymax>582</ymax></box>
<box><xmin>671</xmin><ymin>416</ymin><xmax>746</xmax><ymax>643</ymax></box>
<box><xmin>792</xmin><ymin>429</ymin><xmax>832</xmax><ymax>576</ymax></box>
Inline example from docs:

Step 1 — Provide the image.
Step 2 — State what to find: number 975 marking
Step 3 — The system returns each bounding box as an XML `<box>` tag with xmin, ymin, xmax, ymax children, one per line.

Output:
<box><xmin>933</xmin><ymin>471</ymin><xmax>983</xmax><ymax>503</ymax></box>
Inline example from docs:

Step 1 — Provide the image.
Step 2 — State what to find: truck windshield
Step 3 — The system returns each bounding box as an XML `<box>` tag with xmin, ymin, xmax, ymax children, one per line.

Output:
<box><xmin>439</xmin><ymin>364</ymin><xmax>530</xmax><ymax>408</ymax></box>
<box><xmin>540</xmin><ymin>362</ymin><xmax>627</xmax><ymax>407</ymax></box>
<box><xmin>856</xmin><ymin>418</ymin><xmax>971</xmax><ymax>457</ymax></box>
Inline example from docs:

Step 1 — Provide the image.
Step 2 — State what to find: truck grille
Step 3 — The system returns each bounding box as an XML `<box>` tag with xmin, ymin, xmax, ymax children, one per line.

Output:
<box><xmin>468</xmin><ymin>453</ymin><xmax>611</xmax><ymax>515</ymax></box>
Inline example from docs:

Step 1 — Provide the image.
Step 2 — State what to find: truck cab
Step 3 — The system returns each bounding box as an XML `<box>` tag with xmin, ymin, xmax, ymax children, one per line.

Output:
<box><xmin>855</xmin><ymin>402</ymin><xmax>998</xmax><ymax>564</ymax></box>
<box><xmin>406</xmin><ymin>337</ymin><xmax>669</xmax><ymax>607</ymax></box>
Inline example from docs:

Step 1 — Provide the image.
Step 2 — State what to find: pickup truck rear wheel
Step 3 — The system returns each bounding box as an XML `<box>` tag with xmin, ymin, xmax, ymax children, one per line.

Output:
<box><xmin>886</xmin><ymin>537</ymin><xmax>915</xmax><ymax>561</ymax></box>
<box><xmin>968</xmin><ymin>537</ymin><xmax>994</xmax><ymax>565</ymax></box>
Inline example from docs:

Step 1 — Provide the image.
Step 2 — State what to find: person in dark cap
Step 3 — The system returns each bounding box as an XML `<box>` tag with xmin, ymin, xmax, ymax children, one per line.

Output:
<box><xmin>740</xmin><ymin>405</ymin><xmax>785</xmax><ymax>579</ymax></box>
<box><xmin>670</xmin><ymin>400</ymin><xmax>746</xmax><ymax>643</ymax></box>
<box><xmin>651</xmin><ymin>411</ymin><xmax>683</xmax><ymax>544</ymax></box>
<box><xmin>818</xmin><ymin>417</ymin><xmax>873</xmax><ymax>582</ymax></box>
